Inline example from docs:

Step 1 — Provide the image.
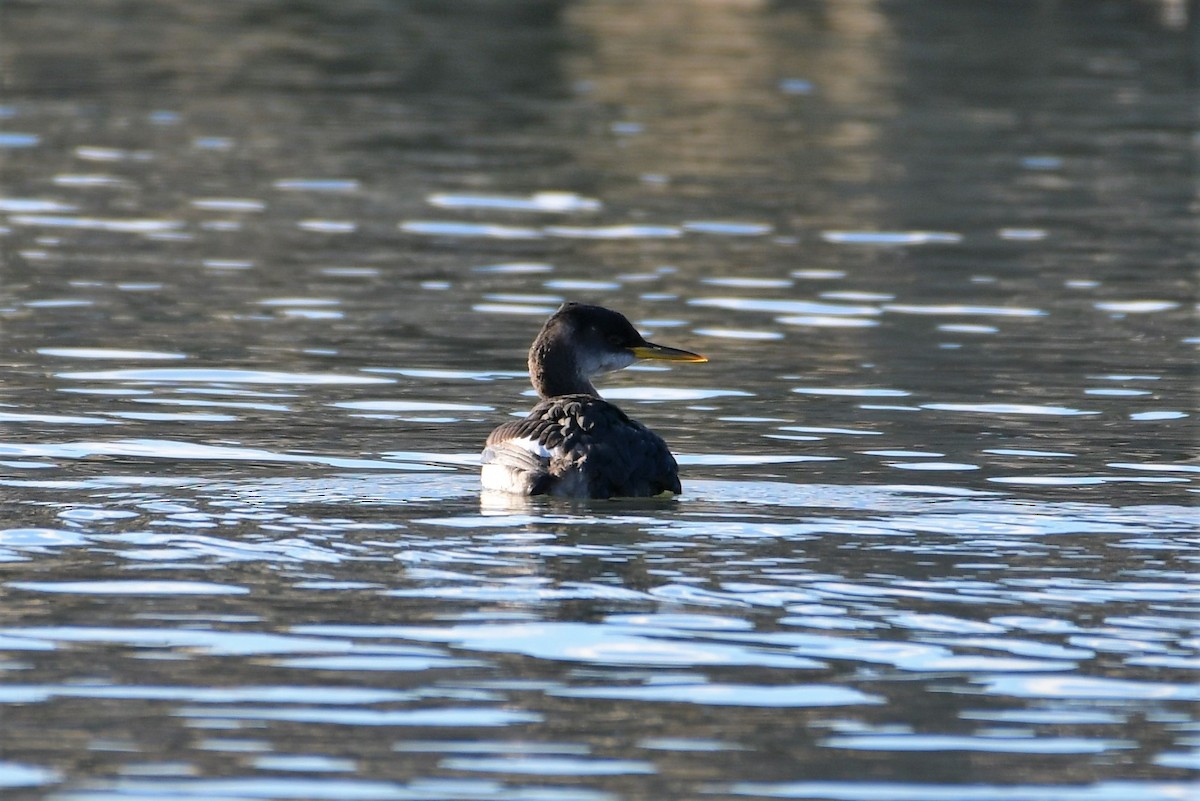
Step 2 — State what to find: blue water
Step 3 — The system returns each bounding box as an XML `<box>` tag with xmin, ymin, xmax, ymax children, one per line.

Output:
<box><xmin>0</xmin><ymin>1</ymin><xmax>1196</xmax><ymax>800</ymax></box>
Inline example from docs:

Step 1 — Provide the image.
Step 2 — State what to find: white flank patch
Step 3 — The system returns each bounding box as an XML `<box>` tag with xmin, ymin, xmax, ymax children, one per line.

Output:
<box><xmin>481</xmin><ymin>463</ymin><xmax>529</xmax><ymax>494</ymax></box>
<box><xmin>508</xmin><ymin>436</ymin><xmax>554</xmax><ymax>459</ymax></box>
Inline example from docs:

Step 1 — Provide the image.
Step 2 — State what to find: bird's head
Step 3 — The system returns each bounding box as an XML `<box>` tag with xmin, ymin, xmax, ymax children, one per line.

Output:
<box><xmin>530</xmin><ymin>303</ymin><xmax>706</xmax><ymax>397</ymax></box>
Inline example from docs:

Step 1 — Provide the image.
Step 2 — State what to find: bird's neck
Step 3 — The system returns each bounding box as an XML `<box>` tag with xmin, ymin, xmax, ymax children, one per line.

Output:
<box><xmin>529</xmin><ymin>344</ymin><xmax>598</xmax><ymax>398</ymax></box>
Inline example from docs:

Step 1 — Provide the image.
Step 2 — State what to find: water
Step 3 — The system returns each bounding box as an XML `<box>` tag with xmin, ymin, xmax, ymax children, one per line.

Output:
<box><xmin>1</xmin><ymin>2</ymin><xmax>1196</xmax><ymax>800</ymax></box>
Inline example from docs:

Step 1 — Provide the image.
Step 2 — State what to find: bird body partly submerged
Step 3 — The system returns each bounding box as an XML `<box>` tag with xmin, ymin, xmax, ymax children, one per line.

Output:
<box><xmin>481</xmin><ymin>303</ymin><xmax>706</xmax><ymax>499</ymax></box>
<box><xmin>483</xmin><ymin>394</ymin><xmax>680</xmax><ymax>498</ymax></box>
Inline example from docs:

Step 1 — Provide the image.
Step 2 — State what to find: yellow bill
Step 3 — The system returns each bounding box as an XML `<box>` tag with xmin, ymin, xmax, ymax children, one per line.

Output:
<box><xmin>630</xmin><ymin>343</ymin><xmax>708</xmax><ymax>363</ymax></box>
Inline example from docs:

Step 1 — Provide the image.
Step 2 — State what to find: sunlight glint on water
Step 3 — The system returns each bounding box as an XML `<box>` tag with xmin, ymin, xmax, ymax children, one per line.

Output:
<box><xmin>0</xmin><ymin>2</ymin><xmax>1195</xmax><ymax>801</ymax></box>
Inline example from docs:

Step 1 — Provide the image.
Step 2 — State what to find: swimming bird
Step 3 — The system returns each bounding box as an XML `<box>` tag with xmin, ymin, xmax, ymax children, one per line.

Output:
<box><xmin>481</xmin><ymin>302</ymin><xmax>707</xmax><ymax>498</ymax></box>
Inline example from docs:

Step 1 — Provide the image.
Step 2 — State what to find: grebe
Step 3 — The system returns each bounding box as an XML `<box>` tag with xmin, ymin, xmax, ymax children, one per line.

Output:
<box><xmin>481</xmin><ymin>303</ymin><xmax>707</xmax><ymax>498</ymax></box>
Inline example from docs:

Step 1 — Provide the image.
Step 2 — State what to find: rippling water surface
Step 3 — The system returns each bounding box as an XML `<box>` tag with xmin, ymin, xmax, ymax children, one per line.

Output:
<box><xmin>1</xmin><ymin>2</ymin><xmax>1196</xmax><ymax>800</ymax></box>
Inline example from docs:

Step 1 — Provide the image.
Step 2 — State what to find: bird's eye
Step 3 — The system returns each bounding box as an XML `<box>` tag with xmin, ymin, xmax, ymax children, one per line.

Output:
<box><xmin>606</xmin><ymin>334</ymin><xmax>625</xmax><ymax>348</ymax></box>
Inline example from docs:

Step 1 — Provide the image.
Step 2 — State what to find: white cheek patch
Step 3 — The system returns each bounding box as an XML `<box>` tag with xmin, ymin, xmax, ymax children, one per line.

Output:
<box><xmin>580</xmin><ymin>349</ymin><xmax>635</xmax><ymax>376</ymax></box>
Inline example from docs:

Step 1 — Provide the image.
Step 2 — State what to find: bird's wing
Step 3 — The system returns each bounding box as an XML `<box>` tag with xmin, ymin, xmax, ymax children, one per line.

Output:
<box><xmin>482</xmin><ymin>397</ymin><xmax>680</xmax><ymax>498</ymax></box>
<box><xmin>481</xmin><ymin>412</ymin><xmax>564</xmax><ymax>495</ymax></box>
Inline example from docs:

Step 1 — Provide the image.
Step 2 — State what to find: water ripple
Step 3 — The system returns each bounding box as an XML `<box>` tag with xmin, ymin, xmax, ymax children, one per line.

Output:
<box><xmin>428</xmin><ymin>191</ymin><xmax>601</xmax><ymax>213</ymax></box>
<box><xmin>38</xmin><ymin>347</ymin><xmax>187</xmax><ymax>360</ymax></box>
<box><xmin>794</xmin><ymin>388</ymin><xmax>910</xmax><ymax>397</ymax></box>
<box><xmin>273</xmin><ymin>178</ymin><xmax>360</xmax><ymax>192</ymax></box>
<box><xmin>0</xmin><ymin>762</ymin><xmax>57</xmax><ymax>789</ymax></box>
<box><xmin>294</xmin><ymin>623</ymin><xmax>825</xmax><ymax>669</ymax></box>
<box><xmin>601</xmin><ymin>387</ymin><xmax>752</xmax><ymax>402</ymax></box>
<box><xmin>56</xmin><ymin>368</ymin><xmax>392</xmax><ymax>385</ymax></box>
<box><xmin>973</xmin><ymin>675</ymin><xmax>1200</xmax><ymax>701</ymax></box>
<box><xmin>691</xmin><ymin>297</ymin><xmax>881</xmax><ymax>316</ymax></box>
<box><xmin>554</xmin><ymin>684</ymin><xmax>882</xmax><ymax>707</ymax></box>
<box><xmin>0</xmin><ymin>439</ymin><xmax>433</xmax><ymax>471</ymax></box>
<box><xmin>885</xmin><ymin>304</ymin><xmax>1046</xmax><ymax>317</ymax></box>
<box><xmin>682</xmin><ymin>221</ymin><xmax>774</xmax><ymax>235</ymax></box>
<box><xmin>7</xmin><ymin>580</ymin><xmax>247</xmax><ymax>595</ymax></box>
<box><xmin>177</xmin><ymin>706</ymin><xmax>540</xmax><ymax>727</ymax></box>
<box><xmin>727</xmin><ymin>780</ymin><xmax>1191</xmax><ymax>800</ymax></box>
<box><xmin>0</xmin><ymin>132</ymin><xmax>41</xmax><ymax>148</ymax></box>
<box><xmin>1095</xmin><ymin>300</ymin><xmax>1180</xmax><ymax>314</ymax></box>
<box><xmin>822</xmin><ymin>733</ymin><xmax>1129</xmax><ymax>754</ymax></box>
<box><xmin>400</xmin><ymin>220</ymin><xmax>544</xmax><ymax>239</ymax></box>
<box><xmin>442</xmin><ymin>756</ymin><xmax>652</xmax><ymax>777</ymax></box>
<box><xmin>822</xmin><ymin>231</ymin><xmax>963</xmax><ymax>245</ymax></box>
<box><xmin>0</xmin><ymin>198</ymin><xmax>77</xmax><ymax>212</ymax></box>
<box><xmin>0</xmin><ymin>411</ymin><xmax>115</xmax><ymax>425</ymax></box>
<box><xmin>922</xmin><ymin>403</ymin><xmax>1098</xmax><ymax>416</ymax></box>
<box><xmin>8</xmin><ymin>214</ymin><xmax>182</xmax><ymax>233</ymax></box>
<box><xmin>544</xmin><ymin>224</ymin><xmax>682</xmax><ymax>239</ymax></box>
<box><xmin>334</xmin><ymin>400</ymin><xmax>494</xmax><ymax>413</ymax></box>
<box><xmin>191</xmin><ymin>197</ymin><xmax>265</xmax><ymax>212</ymax></box>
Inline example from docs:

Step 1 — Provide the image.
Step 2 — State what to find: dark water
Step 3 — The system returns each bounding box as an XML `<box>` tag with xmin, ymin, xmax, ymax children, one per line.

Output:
<box><xmin>1</xmin><ymin>2</ymin><xmax>1197</xmax><ymax>799</ymax></box>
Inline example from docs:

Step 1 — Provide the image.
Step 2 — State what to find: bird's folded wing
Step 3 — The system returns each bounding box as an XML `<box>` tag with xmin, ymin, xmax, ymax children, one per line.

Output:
<box><xmin>481</xmin><ymin>435</ymin><xmax>557</xmax><ymax>495</ymax></box>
